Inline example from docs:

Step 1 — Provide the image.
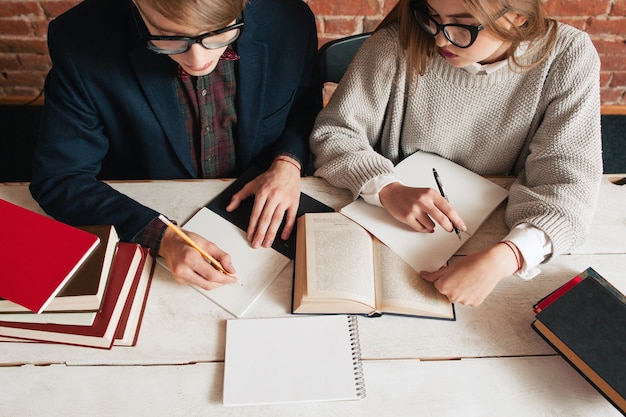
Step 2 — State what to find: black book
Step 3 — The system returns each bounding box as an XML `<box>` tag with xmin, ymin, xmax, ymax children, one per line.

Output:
<box><xmin>531</xmin><ymin>267</ymin><xmax>626</xmax><ymax>415</ymax></box>
<box><xmin>206</xmin><ymin>166</ymin><xmax>334</xmax><ymax>259</ymax></box>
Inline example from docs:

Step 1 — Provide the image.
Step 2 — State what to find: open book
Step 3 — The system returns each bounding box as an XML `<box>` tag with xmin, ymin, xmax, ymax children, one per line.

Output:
<box><xmin>293</xmin><ymin>212</ymin><xmax>454</xmax><ymax>319</ymax></box>
<box><xmin>340</xmin><ymin>151</ymin><xmax>509</xmax><ymax>273</ymax></box>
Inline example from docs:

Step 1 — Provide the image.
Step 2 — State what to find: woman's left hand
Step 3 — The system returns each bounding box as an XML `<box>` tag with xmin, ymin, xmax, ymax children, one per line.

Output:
<box><xmin>420</xmin><ymin>242</ymin><xmax>520</xmax><ymax>306</ymax></box>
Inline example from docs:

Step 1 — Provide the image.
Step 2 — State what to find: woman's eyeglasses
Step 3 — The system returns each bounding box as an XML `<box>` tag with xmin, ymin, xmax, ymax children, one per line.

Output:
<box><xmin>131</xmin><ymin>2</ymin><xmax>243</xmax><ymax>55</ymax></box>
<box><xmin>412</xmin><ymin>6</ymin><xmax>509</xmax><ymax>49</ymax></box>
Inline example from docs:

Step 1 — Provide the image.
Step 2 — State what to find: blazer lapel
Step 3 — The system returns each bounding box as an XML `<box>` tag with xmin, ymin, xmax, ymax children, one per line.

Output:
<box><xmin>128</xmin><ymin>47</ymin><xmax>196</xmax><ymax>177</ymax></box>
<box><xmin>235</xmin><ymin>13</ymin><xmax>268</xmax><ymax>170</ymax></box>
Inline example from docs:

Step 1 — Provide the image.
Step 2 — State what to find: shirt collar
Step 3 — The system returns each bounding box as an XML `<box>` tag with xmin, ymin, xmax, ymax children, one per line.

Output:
<box><xmin>177</xmin><ymin>47</ymin><xmax>240</xmax><ymax>80</ymax></box>
<box><xmin>461</xmin><ymin>42</ymin><xmax>529</xmax><ymax>75</ymax></box>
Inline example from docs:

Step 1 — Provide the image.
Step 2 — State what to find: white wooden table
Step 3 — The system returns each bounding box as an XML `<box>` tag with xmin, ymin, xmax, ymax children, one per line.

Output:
<box><xmin>1</xmin><ymin>175</ymin><xmax>624</xmax><ymax>416</ymax></box>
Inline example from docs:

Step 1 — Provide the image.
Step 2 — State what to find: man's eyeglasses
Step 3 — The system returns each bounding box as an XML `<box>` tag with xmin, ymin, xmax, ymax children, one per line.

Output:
<box><xmin>412</xmin><ymin>6</ymin><xmax>508</xmax><ymax>49</ymax></box>
<box><xmin>131</xmin><ymin>3</ymin><xmax>244</xmax><ymax>55</ymax></box>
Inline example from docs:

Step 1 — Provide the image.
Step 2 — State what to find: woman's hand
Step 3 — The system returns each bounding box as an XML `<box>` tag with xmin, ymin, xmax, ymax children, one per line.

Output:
<box><xmin>420</xmin><ymin>242</ymin><xmax>521</xmax><ymax>306</ymax></box>
<box><xmin>379</xmin><ymin>182</ymin><xmax>466</xmax><ymax>234</ymax></box>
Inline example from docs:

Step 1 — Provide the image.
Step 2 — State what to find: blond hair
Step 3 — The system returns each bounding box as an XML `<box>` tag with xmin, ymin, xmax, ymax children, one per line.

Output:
<box><xmin>139</xmin><ymin>0</ymin><xmax>247</xmax><ymax>29</ymax></box>
<box><xmin>378</xmin><ymin>0</ymin><xmax>557</xmax><ymax>76</ymax></box>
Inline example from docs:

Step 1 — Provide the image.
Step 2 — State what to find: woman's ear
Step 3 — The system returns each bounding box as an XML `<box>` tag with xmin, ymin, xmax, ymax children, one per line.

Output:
<box><xmin>510</xmin><ymin>12</ymin><xmax>528</xmax><ymax>27</ymax></box>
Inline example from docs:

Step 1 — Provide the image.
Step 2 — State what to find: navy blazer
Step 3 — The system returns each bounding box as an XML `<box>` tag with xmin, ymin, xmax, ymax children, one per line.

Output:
<box><xmin>30</xmin><ymin>0</ymin><xmax>321</xmax><ymax>241</ymax></box>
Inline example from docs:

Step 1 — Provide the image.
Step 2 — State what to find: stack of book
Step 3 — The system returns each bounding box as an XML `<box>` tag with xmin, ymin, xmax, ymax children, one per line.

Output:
<box><xmin>0</xmin><ymin>199</ymin><xmax>155</xmax><ymax>349</ymax></box>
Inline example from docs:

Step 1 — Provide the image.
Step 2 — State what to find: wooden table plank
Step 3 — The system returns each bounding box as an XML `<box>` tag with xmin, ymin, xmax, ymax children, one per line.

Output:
<box><xmin>0</xmin><ymin>357</ymin><xmax>621</xmax><ymax>417</ymax></box>
<box><xmin>1</xmin><ymin>254</ymin><xmax>623</xmax><ymax>365</ymax></box>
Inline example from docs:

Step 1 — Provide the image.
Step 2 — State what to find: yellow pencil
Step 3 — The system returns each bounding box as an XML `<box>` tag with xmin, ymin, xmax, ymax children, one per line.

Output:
<box><xmin>158</xmin><ymin>214</ymin><xmax>241</xmax><ymax>284</ymax></box>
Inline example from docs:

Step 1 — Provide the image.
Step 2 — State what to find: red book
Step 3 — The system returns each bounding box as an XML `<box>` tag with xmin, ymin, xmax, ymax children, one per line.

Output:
<box><xmin>0</xmin><ymin>199</ymin><xmax>100</xmax><ymax>313</ymax></box>
<box><xmin>0</xmin><ymin>242</ymin><xmax>144</xmax><ymax>349</ymax></box>
<box><xmin>114</xmin><ymin>248</ymin><xmax>155</xmax><ymax>346</ymax></box>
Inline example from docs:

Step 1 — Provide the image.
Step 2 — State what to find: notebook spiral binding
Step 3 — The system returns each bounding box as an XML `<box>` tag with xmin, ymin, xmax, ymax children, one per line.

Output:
<box><xmin>348</xmin><ymin>315</ymin><xmax>366</xmax><ymax>398</ymax></box>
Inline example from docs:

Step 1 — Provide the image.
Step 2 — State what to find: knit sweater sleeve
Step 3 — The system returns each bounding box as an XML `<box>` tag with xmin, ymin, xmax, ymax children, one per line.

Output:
<box><xmin>310</xmin><ymin>28</ymin><xmax>403</xmax><ymax>198</ymax></box>
<box><xmin>505</xmin><ymin>25</ymin><xmax>603</xmax><ymax>256</ymax></box>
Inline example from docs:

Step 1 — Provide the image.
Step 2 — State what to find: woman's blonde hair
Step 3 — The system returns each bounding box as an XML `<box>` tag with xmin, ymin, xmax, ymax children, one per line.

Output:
<box><xmin>378</xmin><ymin>0</ymin><xmax>557</xmax><ymax>75</ymax></box>
<box><xmin>140</xmin><ymin>0</ymin><xmax>247</xmax><ymax>29</ymax></box>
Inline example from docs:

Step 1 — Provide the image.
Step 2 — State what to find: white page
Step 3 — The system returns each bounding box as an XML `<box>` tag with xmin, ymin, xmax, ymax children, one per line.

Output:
<box><xmin>340</xmin><ymin>151</ymin><xmax>508</xmax><ymax>273</ymax></box>
<box><xmin>223</xmin><ymin>315</ymin><xmax>364</xmax><ymax>406</ymax></box>
<box><xmin>180</xmin><ymin>207</ymin><xmax>290</xmax><ymax>317</ymax></box>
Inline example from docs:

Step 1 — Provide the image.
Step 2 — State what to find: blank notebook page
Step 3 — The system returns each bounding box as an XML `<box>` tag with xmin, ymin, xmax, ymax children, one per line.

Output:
<box><xmin>223</xmin><ymin>315</ymin><xmax>365</xmax><ymax>406</ymax></box>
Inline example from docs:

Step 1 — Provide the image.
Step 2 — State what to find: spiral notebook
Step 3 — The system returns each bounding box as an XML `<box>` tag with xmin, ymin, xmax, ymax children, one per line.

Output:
<box><xmin>223</xmin><ymin>315</ymin><xmax>365</xmax><ymax>406</ymax></box>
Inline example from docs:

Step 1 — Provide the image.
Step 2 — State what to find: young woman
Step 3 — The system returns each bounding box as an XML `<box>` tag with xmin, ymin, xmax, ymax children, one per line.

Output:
<box><xmin>310</xmin><ymin>0</ymin><xmax>602</xmax><ymax>306</ymax></box>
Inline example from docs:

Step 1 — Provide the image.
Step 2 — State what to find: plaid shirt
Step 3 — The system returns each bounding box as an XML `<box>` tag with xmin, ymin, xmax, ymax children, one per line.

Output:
<box><xmin>134</xmin><ymin>48</ymin><xmax>239</xmax><ymax>253</ymax></box>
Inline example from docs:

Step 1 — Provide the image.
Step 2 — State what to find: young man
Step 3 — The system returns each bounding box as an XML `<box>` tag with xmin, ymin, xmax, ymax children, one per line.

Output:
<box><xmin>30</xmin><ymin>0</ymin><xmax>321</xmax><ymax>290</ymax></box>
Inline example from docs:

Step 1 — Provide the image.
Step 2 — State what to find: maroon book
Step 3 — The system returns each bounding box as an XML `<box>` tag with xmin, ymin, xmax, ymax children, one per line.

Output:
<box><xmin>0</xmin><ymin>242</ymin><xmax>144</xmax><ymax>349</ymax></box>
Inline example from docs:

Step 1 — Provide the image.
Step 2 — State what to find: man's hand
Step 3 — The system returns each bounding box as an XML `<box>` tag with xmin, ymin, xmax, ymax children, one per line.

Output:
<box><xmin>420</xmin><ymin>242</ymin><xmax>521</xmax><ymax>306</ymax></box>
<box><xmin>379</xmin><ymin>182</ymin><xmax>466</xmax><ymax>234</ymax></box>
<box><xmin>226</xmin><ymin>156</ymin><xmax>301</xmax><ymax>248</ymax></box>
<box><xmin>159</xmin><ymin>227</ymin><xmax>238</xmax><ymax>291</ymax></box>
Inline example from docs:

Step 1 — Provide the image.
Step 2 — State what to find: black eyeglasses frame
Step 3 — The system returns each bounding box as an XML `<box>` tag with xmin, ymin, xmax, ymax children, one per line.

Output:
<box><xmin>411</xmin><ymin>4</ymin><xmax>509</xmax><ymax>49</ymax></box>
<box><xmin>130</xmin><ymin>2</ymin><xmax>244</xmax><ymax>55</ymax></box>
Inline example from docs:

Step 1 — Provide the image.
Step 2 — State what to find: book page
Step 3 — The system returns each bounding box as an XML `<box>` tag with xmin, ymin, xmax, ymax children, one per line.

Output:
<box><xmin>304</xmin><ymin>213</ymin><xmax>376</xmax><ymax>308</ymax></box>
<box><xmin>340</xmin><ymin>151</ymin><xmax>508</xmax><ymax>273</ymax></box>
<box><xmin>373</xmin><ymin>240</ymin><xmax>454</xmax><ymax>319</ymax></box>
<box><xmin>180</xmin><ymin>208</ymin><xmax>290</xmax><ymax>317</ymax></box>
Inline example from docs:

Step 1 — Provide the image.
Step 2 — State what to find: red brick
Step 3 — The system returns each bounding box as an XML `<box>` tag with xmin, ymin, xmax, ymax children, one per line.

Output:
<box><xmin>383</xmin><ymin>0</ymin><xmax>399</xmax><ymax>15</ymax></box>
<box><xmin>40</xmin><ymin>0</ymin><xmax>81</xmax><ymax>18</ymax></box>
<box><xmin>593</xmin><ymin>39</ymin><xmax>626</xmax><ymax>55</ymax></box>
<box><xmin>363</xmin><ymin>17</ymin><xmax>383</xmax><ymax>32</ymax></box>
<box><xmin>0</xmin><ymin>38</ymin><xmax>48</xmax><ymax>54</ymax></box>
<box><xmin>0</xmin><ymin>18</ymin><xmax>35</xmax><ymax>36</ymax></box>
<box><xmin>0</xmin><ymin>70</ymin><xmax>46</xmax><ymax>88</ymax></box>
<box><xmin>610</xmin><ymin>71</ymin><xmax>626</xmax><ymax>88</ymax></box>
<box><xmin>600</xmin><ymin>71</ymin><xmax>611</xmax><ymax>87</ymax></box>
<box><xmin>600</xmin><ymin>54</ymin><xmax>626</xmax><ymax>71</ymax></box>
<box><xmin>308</xmin><ymin>0</ymin><xmax>380</xmax><ymax>17</ymax></box>
<box><xmin>556</xmin><ymin>17</ymin><xmax>588</xmax><ymax>30</ymax></box>
<box><xmin>0</xmin><ymin>85</ymin><xmax>42</xmax><ymax>96</ymax></box>
<box><xmin>0</xmin><ymin>54</ymin><xmax>21</xmax><ymax>71</ymax></box>
<box><xmin>600</xmin><ymin>88</ymin><xmax>625</xmax><ymax>104</ymax></box>
<box><xmin>22</xmin><ymin>53</ymin><xmax>52</xmax><ymax>71</ymax></box>
<box><xmin>32</xmin><ymin>18</ymin><xmax>51</xmax><ymax>37</ymax></box>
<box><xmin>611</xmin><ymin>0</ymin><xmax>626</xmax><ymax>16</ymax></box>
<box><xmin>0</xmin><ymin>1</ymin><xmax>42</xmax><ymax>18</ymax></box>
<box><xmin>587</xmin><ymin>17</ymin><xmax>626</xmax><ymax>37</ymax></box>
<box><xmin>323</xmin><ymin>17</ymin><xmax>361</xmax><ymax>35</ymax></box>
<box><xmin>543</xmin><ymin>0</ymin><xmax>611</xmax><ymax>17</ymax></box>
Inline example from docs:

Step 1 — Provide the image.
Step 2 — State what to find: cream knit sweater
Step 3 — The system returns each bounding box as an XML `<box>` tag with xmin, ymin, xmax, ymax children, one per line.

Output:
<box><xmin>310</xmin><ymin>22</ymin><xmax>602</xmax><ymax>256</ymax></box>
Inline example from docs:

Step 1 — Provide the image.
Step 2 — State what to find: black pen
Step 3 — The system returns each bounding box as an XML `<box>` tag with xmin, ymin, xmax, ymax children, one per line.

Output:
<box><xmin>432</xmin><ymin>168</ymin><xmax>462</xmax><ymax>240</ymax></box>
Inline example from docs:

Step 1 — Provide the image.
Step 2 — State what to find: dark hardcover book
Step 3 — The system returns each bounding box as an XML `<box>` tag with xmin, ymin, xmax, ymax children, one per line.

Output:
<box><xmin>531</xmin><ymin>267</ymin><xmax>626</xmax><ymax>415</ymax></box>
<box><xmin>206</xmin><ymin>166</ymin><xmax>334</xmax><ymax>259</ymax></box>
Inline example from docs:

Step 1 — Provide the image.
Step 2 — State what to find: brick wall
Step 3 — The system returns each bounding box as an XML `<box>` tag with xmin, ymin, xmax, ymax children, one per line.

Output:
<box><xmin>0</xmin><ymin>0</ymin><xmax>624</xmax><ymax>107</ymax></box>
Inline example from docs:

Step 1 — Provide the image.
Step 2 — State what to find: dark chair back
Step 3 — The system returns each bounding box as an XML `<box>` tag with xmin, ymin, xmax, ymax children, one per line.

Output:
<box><xmin>317</xmin><ymin>33</ymin><xmax>371</xmax><ymax>83</ymax></box>
<box><xmin>0</xmin><ymin>105</ymin><xmax>42</xmax><ymax>182</ymax></box>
